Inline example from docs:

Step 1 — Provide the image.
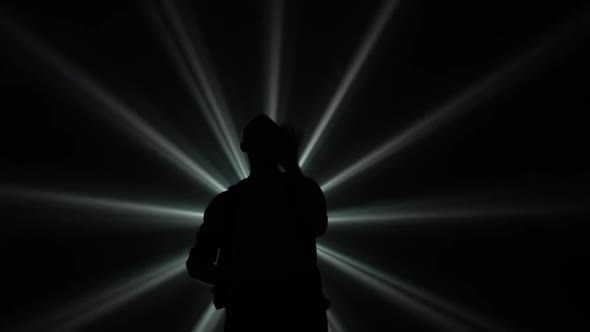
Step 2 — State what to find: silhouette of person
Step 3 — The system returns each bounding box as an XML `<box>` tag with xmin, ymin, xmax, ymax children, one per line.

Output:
<box><xmin>186</xmin><ymin>114</ymin><xmax>329</xmax><ymax>332</ymax></box>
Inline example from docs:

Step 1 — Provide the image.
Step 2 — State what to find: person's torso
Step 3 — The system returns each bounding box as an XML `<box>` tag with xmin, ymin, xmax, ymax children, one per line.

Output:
<box><xmin>220</xmin><ymin>174</ymin><xmax>322</xmax><ymax>296</ymax></box>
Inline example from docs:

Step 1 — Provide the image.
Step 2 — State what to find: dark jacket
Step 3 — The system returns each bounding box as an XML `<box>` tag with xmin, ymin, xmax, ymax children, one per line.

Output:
<box><xmin>186</xmin><ymin>172</ymin><xmax>328</xmax><ymax>311</ymax></box>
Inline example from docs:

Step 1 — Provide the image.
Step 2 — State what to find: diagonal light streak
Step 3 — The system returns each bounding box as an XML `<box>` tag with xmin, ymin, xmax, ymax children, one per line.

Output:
<box><xmin>12</xmin><ymin>253</ymin><xmax>188</xmax><ymax>332</ymax></box>
<box><xmin>298</xmin><ymin>0</ymin><xmax>399</xmax><ymax>169</ymax></box>
<box><xmin>327</xmin><ymin>196</ymin><xmax>590</xmax><ymax>226</ymax></box>
<box><xmin>317</xmin><ymin>244</ymin><xmax>503</xmax><ymax>331</ymax></box>
<box><xmin>0</xmin><ymin>187</ymin><xmax>203</xmax><ymax>227</ymax></box>
<box><xmin>142</xmin><ymin>3</ymin><xmax>244</xmax><ymax>182</ymax></box>
<box><xmin>143</xmin><ymin>3</ymin><xmax>246</xmax><ymax>181</ymax></box>
<box><xmin>160</xmin><ymin>0</ymin><xmax>249</xmax><ymax>179</ymax></box>
<box><xmin>0</xmin><ymin>14</ymin><xmax>227</xmax><ymax>193</ymax></box>
<box><xmin>192</xmin><ymin>302</ymin><xmax>224</xmax><ymax>332</ymax></box>
<box><xmin>327</xmin><ymin>309</ymin><xmax>349</xmax><ymax>332</ymax></box>
<box><xmin>317</xmin><ymin>246</ymin><xmax>468</xmax><ymax>331</ymax></box>
<box><xmin>321</xmin><ymin>14</ymin><xmax>588</xmax><ymax>194</ymax></box>
<box><xmin>265</xmin><ymin>0</ymin><xmax>285</xmax><ymax>122</ymax></box>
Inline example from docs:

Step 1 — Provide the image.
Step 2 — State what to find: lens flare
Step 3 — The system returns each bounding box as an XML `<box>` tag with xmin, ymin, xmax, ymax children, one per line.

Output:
<box><xmin>298</xmin><ymin>0</ymin><xmax>399</xmax><ymax>169</ymax></box>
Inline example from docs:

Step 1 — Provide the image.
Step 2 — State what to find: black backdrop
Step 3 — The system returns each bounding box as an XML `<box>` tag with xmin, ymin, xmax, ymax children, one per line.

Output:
<box><xmin>1</xmin><ymin>1</ymin><xmax>589</xmax><ymax>331</ymax></box>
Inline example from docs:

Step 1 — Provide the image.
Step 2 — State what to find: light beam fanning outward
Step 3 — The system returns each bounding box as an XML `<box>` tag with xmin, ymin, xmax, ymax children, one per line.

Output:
<box><xmin>321</xmin><ymin>15</ymin><xmax>587</xmax><ymax>194</ymax></box>
<box><xmin>328</xmin><ymin>195</ymin><xmax>590</xmax><ymax>226</ymax></box>
<box><xmin>0</xmin><ymin>188</ymin><xmax>203</xmax><ymax>227</ymax></box>
<box><xmin>0</xmin><ymin>14</ymin><xmax>227</xmax><ymax>193</ymax></box>
<box><xmin>327</xmin><ymin>309</ymin><xmax>349</xmax><ymax>332</ymax></box>
<box><xmin>160</xmin><ymin>0</ymin><xmax>249</xmax><ymax>179</ymax></box>
<box><xmin>12</xmin><ymin>253</ymin><xmax>187</xmax><ymax>332</ymax></box>
<box><xmin>317</xmin><ymin>245</ymin><xmax>504</xmax><ymax>332</ymax></box>
<box><xmin>192</xmin><ymin>303</ymin><xmax>224</xmax><ymax>332</ymax></box>
<box><xmin>143</xmin><ymin>2</ymin><xmax>246</xmax><ymax>182</ymax></box>
<box><xmin>265</xmin><ymin>0</ymin><xmax>285</xmax><ymax>122</ymax></box>
<box><xmin>298</xmin><ymin>0</ymin><xmax>399</xmax><ymax>170</ymax></box>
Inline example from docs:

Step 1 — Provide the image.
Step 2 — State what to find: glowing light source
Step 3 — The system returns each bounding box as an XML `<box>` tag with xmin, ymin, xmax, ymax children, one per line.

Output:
<box><xmin>191</xmin><ymin>303</ymin><xmax>224</xmax><ymax>332</ymax></box>
<box><xmin>1</xmin><ymin>188</ymin><xmax>203</xmax><ymax>227</ymax></box>
<box><xmin>298</xmin><ymin>0</ymin><xmax>399</xmax><ymax>169</ymax></box>
<box><xmin>160</xmin><ymin>0</ymin><xmax>249</xmax><ymax>180</ymax></box>
<box><xmin>0</xmin><ymin>15</ymin><xmax>227</xmax><ymax>193</ymax></box>
<box><xmin>265</xmin><ymin>0</ymin><xmax>285</xmax><ymax>122</ymax></box>
<box><xmin>320</xmin><ymin>17</ymin><xmax>583</xmax><ymax>194</ymax></box>
<box><xmin>317</xmin><ymin>245</ymin><xmax>502</xmax><ymax>331</ymax></box>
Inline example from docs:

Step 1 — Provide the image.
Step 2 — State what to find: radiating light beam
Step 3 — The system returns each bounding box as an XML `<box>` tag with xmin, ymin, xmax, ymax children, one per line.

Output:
<box><xmin>12</xmin><ymin>253</ymin><xmax>187</xmax><ymax>332</ymax></box>
<box><xmin>328</xmin><ymin>197</ymin><xmax>589</xmax><ymax>226</ymax></box>
<box><xmin>321</xmin><ymin>14</ymin><xmax>587</xmax><ymax>194</ymax></box>
<box><xmin>265</xmin><ymin>0</ymin><xmax>285</xmax><ymax>122</ymax></box>
<box><xmin>0</xmin><ymin>14</ymin><xmax>227</xmax><ymax>193</ymax></box>
<box><xmin>298</xmin><ymin>0</ymin><xmax>399</xmax><ymax>169</ymax></box>
<box><xmin>327</xmin><ymin>309</ymin><xmax>349</xmax><ymax>332</ymax></box>
<box><xmin>317</xmin><ymin>245</ymin><xmax>503</xmax><ymax>332</ymax></box>
<box><xmin>143</xmin><ymin>2</ymin><xmax>244</xmax><ymax>182</ymax></box>
<box><xmin>143</xmin><ymin>3</ymin><xmax>245</xmax><ymax>181</ymax></box>
<box><xmin>160</xmin><ymin>1</ymin><xmax>249</xmax><ymax>179</ymax></box>
<box><xmin>192</xmin><ymin>302</ymin><xmax>224</xmax><ymax>332</ymax></box>
<box><xmin>0</xmin><ymin>188</ymin><xmax>203</xmax><ymax>227</ymax></box>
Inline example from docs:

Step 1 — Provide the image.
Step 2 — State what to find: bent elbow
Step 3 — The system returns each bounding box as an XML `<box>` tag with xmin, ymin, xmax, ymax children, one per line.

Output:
<box><xmin>186</xmin><ymin>258</ymin><xmax>217</xmax><ymax>285</ymax></box>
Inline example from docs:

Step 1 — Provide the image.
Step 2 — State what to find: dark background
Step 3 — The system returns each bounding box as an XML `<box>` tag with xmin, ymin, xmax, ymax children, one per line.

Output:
<box><xmin>1</xmin><ymin>0</ymin><xmax>589</xmax><ymax>331</ymax></box>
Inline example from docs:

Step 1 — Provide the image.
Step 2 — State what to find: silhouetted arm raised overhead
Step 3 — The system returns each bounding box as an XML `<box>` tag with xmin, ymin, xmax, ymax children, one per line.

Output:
<box><xmin>186</xmin><ymin>192</ymin><xmax>229</xmax><ymax>285</ymax></box>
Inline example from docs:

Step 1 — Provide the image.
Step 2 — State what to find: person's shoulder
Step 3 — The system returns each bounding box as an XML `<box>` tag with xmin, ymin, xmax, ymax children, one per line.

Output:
<box><xmin>284</xmin><ymin>174</ymin><xmax>323</xmax><ymax>193</ymax></box>
<box><xmin>229</xmin><ymin>178</ymin><xmax>251</xmax><ymax>192</ymax></box>
<box><xmin>208</xmin><ymin>179</ymin><xmax>249</xmax><ymax>207</ymax></box>
<box><xmin>302</xmin><ymin>176</ymin><xmax>320</xmax><ymax>187</ymax></box>
<box><xmin>290</xmin><ymin>174</ymin><xmax>318</xmax><ymax>187</ymax></box>
<box><xmin>303</xmin><ymin>177</ymin><xmax>324</xmax><ymax>197</ymax></box>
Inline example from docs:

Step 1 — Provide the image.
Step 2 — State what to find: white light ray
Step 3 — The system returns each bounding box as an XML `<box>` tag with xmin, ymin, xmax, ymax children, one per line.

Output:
<box><xmin>298</xmin><ymin>0</ymin><xmax>399</xmax><ymax>169</ymax></box>
<box><xmin>327</xmin><ymin>309</ymin><xmax>349</xmax><ymax>332</ymax></box>
<box><xmin>143</xmin><ymin>3</ymin><xmax>245</xmax><ymax>181</ymax></box>
<box><xmin>0</xmin><ymin>14</ymin><xmax>227</xmax><ymax>193</ymax></box>
<box><xmin>55</xmin><ymin>258</ymin><xmax>185</xmax><ymax>332</ymax></box>
<box><xmin>192</xmin><ymin>303</ymin><xmax>224</xmax><ymax>332</ymax></box>
<box><xmin>265</xmin><ymin>0</ymin><xmax>285</xmax><ymax>121</ymax></box>
<box><xmin>12</xmin><ymin>253</ymin><xmax>187</xmax><ymax>332</ymax></box>
<box><xmin>161</xmin><ymin>1</ymin><xmax>249</xmax><ymax>179</ymax></box>
<box><xmin>321</xmin><ymin>18</ymin><xmax>583</xmax><ymax>194</ymax></box>
<box><xmin>142</xmin><ymin>3</ymin><xmax>244</xmax><ymax>182</ymax></box>
<box><xmin>0</xmin><ymin>188</ymin><xmax>203</xmax><ymax>227</ymax></box>
<box><xmin>328</xmin><ymin>197</ymin><xmax>588</xmax><ymax>226</ymax></box>
<box><xmin>317</xmin><ymin>245</ymin><xmax>503</xmax><ymax>331</ymax></box>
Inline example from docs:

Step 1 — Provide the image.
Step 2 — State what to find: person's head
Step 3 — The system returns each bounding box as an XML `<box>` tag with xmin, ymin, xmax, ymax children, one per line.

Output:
<box><xmin>240</xmin><ymin>114</ymin><xmax>283</xmax><ymax>170</ymax></box>
<box><xmin>277</xmin><ymin>124</ymin><xmax>302</xmax><ymax>175</ymax></box>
